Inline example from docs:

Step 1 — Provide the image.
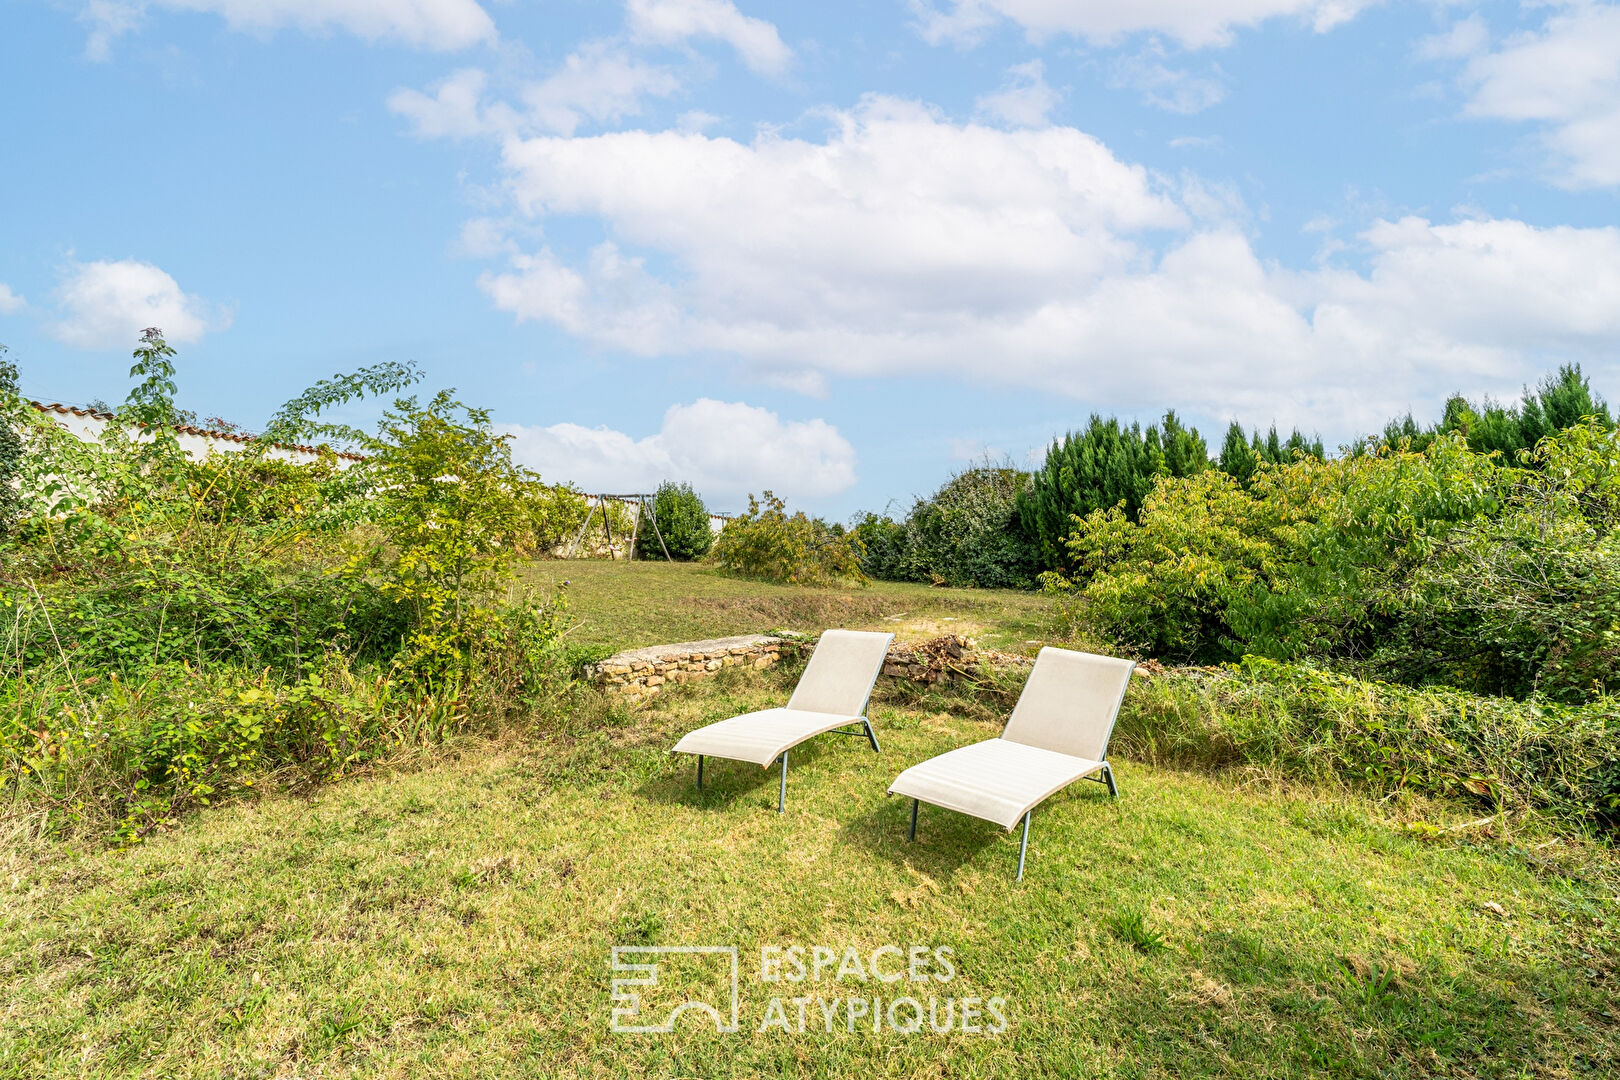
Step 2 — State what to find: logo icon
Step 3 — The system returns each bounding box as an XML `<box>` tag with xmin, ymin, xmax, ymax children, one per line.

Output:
<box><xmin>610</xmin><ymin>946</ymin><xmax>740</xmax><ymax>1034</ymax></box>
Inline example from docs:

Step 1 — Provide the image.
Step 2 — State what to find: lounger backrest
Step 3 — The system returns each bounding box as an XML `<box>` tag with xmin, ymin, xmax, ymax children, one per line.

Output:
<box><xmin>1000</xmin><ymin>646</ymin><xmax>1135</xmax><ymax>762</ymax></box>
<box><xmin>787</xmin><ymin>630</ymin><xmax>895</xmax><ymax>718</ymax></box>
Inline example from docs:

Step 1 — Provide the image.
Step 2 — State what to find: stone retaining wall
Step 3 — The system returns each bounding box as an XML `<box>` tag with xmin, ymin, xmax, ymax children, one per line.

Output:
<box><xmin>584</xmin><ymin>635</ymin><xmax>787</xmax><ymax>699</ymax></box>
<box><xmin>586</xmin><ymin>631</ymin><xmax>1162</xmax><ymax>702</ymax></box>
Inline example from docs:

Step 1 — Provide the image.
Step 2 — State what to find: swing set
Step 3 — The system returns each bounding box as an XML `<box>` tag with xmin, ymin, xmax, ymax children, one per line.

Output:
<box><xmin>564</xmin><ymin>493</ymin><xmax>674</xmax><ymax>561</ymax></box>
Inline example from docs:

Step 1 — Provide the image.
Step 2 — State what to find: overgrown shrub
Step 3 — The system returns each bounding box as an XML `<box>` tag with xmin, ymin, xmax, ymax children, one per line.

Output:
<box><xmin>1116</xmin><ymin>660</ymin><xmax>1620</xmax><ymax>832</ymax></box>
<box><xmin>711</xmin><ymin>491</ymin><xmax>864</xmax><ymax>586</ymax></box>
<box><xmin>0</xmin><ymin>332</ymin><xmax>580</xmax><ymax>840</ymax></box>
<box><xmin>855</xmin><ymin>466</ymin><xmax>1036</xmax><ymax>588</ymax></box>
<box><xmin>637</xmin><ymin>481</ymin><xmax>713</xmax><ymax>560</ymax></box>
<box><xmin>1</xmin><ymin>590</ymin><xmax>572</xmax><ymax>843</ymax></box>
<box><xmin>1056</xmin><ymin>424</ymin><xmax>1620</xmax><ymax>702</ymax></box>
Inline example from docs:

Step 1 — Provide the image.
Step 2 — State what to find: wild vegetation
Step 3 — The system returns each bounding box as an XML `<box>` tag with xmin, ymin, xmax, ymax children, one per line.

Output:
<box><xmin>0</xmin><ymin>333</ymin><xmax>589</xmax><ymax>841</ymax></box>
<box><xmin>710</xmin><ymin>490</ymin><xmax>865</xmax><ymax>586</ymax></box>
<box><xmin>854</xmin><ymin>464</ymin><xmax>1036</xmax><ymax>589</ymax></box>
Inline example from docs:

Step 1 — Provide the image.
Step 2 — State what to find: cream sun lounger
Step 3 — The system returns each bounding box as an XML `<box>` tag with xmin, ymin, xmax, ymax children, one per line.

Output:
<box><xmin>887</xmin><ymin>646</ymin><xmax>1135</xmax><ymax>880</ymax></box>
<box><xmin>671</xmin><ymin>629</ymin><xmax>894</xmax><ymax>813</ymax></box>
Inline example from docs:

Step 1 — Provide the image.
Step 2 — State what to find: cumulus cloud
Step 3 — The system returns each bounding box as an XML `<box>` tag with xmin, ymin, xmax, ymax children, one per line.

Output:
<box><xmin>626</xmin><ymin>0</ymin><xmax>792</xmax><ymax>76</ymax></box>
<box><xmin>462</xmin><ymin>97</ymin><xmax>1620</xmax><ymax>436</ymax></box>
<box><xmin>910</xmin><ymin>0</ymin><xmax>1374</xmax><ymax>50</ymax></box>
<box><xmin>80</xmin><ymin>0</ymin><xmax>496</xmax><ymax>58</ymax></box>
<box><xmin>0</xmin><ymin>284</ymin><xmax>25</xmax><ymax>315</ymax></box>
<box><xmin>1449</xmin><ymin>4</ymin><xmax>1620</xmax><ymax>189</ymax></box>
<box><xmin>499</xmin><ymin>399</ymin><xmax>856</xmax><ymax>502</ymax></box>
<box><xmin>975</xmin><ymin>60</ymin><xmax>1060</xmax><ymax>126</ymax></box>
<box><xmin>49</xmin><ymin>259</ymin><xmax>230</xmax><ymax>349</ymax></box>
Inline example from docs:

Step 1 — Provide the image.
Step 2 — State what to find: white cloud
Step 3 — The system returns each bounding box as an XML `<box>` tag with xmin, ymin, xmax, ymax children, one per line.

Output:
<box><xmin>1416</xmin><ymin>13</ymin><xmax>1488</xmax><ymax>62</ymax></box>
<box><xmin>626</xmin><ymin>0</ymin><xmax>792</xmax><ymax>76</ymax></box>
<box><xmin>911</xmin><ymin>0</ymin><xmax>1374</xmax><ymax>50</ymax></box>
<box><xmin>0</xmin><ymin>284</ymin><xmax>25</xmax><ymax>315</ymax></box>
<box><xmin>391</xmin><ymin>45</ymin><xmax>680</xmax><ymax>139</ymax></box>
<box><xmin>81</xmin><ymin>0</ymin><xmax>496</xmax><ymax>57</ymax></box>
<box><xmin>1452</xmin><ymin>4</ymin><xmax>1620</xmax><ymax>189</ymax></box>
<box><xmin>500</xmin><ymin>399</ymin><xmax>856</xmax><ymax>502</ymax></box>
<box><xmin>975</xmin><ymin>60</ymin><xmax>1060</xmax><ymax>127</ymax></box>
<box><xmin>522</xmin><ymin>42</ymin><xmax>682</xmax><ymax>136</ymax></box>
<box><xmin>462</xmin><ymin>98</ymin><xmax>1620</xmax><ymax>436</ymax></box>
<box><xmin>49</xmin><ymin>259</ymin><xmax>230</xmax><ymax>349</ymax></box>
<box><xmin>1110</xmin><ymin>45</ymin><xmax>1227</xmax><ymax>113</ymax></box>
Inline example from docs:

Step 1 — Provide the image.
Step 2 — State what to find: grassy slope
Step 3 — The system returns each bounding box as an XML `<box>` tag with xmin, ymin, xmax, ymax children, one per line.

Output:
<box><xmin>3</xmin><ymin>667</ymin><xmax>1614</xmax><ymax>1079</ymax></box>
<box><xmin>520</xmin><ymin>559</ymin><xmax>1055</xmax><ymax>654</ymax></box>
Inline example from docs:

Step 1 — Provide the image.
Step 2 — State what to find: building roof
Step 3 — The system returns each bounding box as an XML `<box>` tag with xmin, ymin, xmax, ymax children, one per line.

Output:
<box><xmin>29</xmin><ymin>401</ymin><xmax>368</xmax><ymax>462</ymax></box>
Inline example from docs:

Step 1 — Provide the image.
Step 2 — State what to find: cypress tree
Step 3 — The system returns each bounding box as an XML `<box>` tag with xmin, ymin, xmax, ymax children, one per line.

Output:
<box><xmin>1019</xmin><ymin>411</ymin><xmax>1208</xmax><ymax>570</ymax></box>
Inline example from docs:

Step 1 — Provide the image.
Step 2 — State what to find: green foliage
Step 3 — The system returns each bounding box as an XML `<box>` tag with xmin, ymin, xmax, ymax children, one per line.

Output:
<box><xmin>356</xmin><ymin>390</ymin><xmax>560</xmax><ymax>677</ymax></box>
<box><xmin>1057</xmin><ymin>435</ymin><xmax>1505</xmax><ymax>663</ymax></box>
<box><xmin>0</xmin><ymin>334</ymin><xmax>577</xmax><ymax>838</ymax></box>
<box><xmin>710</xmin><ymin>491</ymin><xmax>865</xmax><ymax>586</ymax></box>
<box><xmin>0</xmin><ymin>345</ymin><xmax>21</xmax><ymax>537</ymax></box>
<box><xmin>1</xmin><ymin>592</ymin><xmax>571</xmax><ymax>842</ymax></box>
<box><xmin>1057</xmin><ymin>424</ymin><xmax>1620</xmax><ymax>704</ymax></box>
<box><xmin>1019</xmin><ymin>411</ymin><xmax>1209</xmax><ymax>570</ymax></box>
<box><xmin>855</xmin><ymin>466</ymin><xmax>1036</xmax><ymax>588</ymax></box>
<box><xmin>1217</xmin><ymin>421</ymin><xmax>1324</xmax><ymax>484</ymax></box>
<box><xmin>1117</xmin><ymin>661</ymin><xmax>1620</xmax><ymax>831</ymax></box>
<box><xmin>1367</xmin><ymin>363</ymin><xmax>1612</xmax><ymax>459</ymax></box>
<box><xmin>637</xmin><ymin>481</ymin><xmax>713</xmax><ymax>560</ymax></box>
<box><xmin>1384</xmin><ymin>420</ymin><xmax>1620</xmax><ymax>702</ymax></box>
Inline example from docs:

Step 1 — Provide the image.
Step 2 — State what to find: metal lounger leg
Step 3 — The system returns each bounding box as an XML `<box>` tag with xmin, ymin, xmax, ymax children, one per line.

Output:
<box><xmin>1016</xmin><ymin>811</ymin><xmax>1032</xmax><ymax>882</ymax></box>
<box><xmin>1102</xmin><ymin>761</ymin><xmax>1119</xmax><ymax>798</ymax></box>
<box><xmin>862</xmin><ymin>717</ymin><xmax>881</xmax><ymax>753</ymax></box>
<box><xmin>908</xmin><ymin>799</ymin><xmax>919</xmax><ymax>842</ymax></box>
<box><xmin>697</xmin><ymin>755</ymin><xmax>704</xmax><ymax>791</ymax></box>
<box><xmin>778</xmin><ymin>751</ymin><xmax>788</xmax><ymax>813</ymax></box>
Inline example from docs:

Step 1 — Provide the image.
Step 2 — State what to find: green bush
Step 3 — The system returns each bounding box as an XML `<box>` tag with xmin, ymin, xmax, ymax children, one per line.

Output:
<box><xmin>1116</xmin><ymin>660</ymin><xmax>1620</xmax><ymax>832</ymax></box>
<box><xmin>855</xmin><ymin>466</ymin><xmax>1036</xmax><ymax>588</ymax></box>
<box><xmin>1056</xmin><ymin>423</ymin><xmax>1620</xmax><ymax>703</ymax></box>
<box><xmin>711</xmin><ymin>491</ymin><xmax>864</xmax><ymax>586</ymax></box>
<box><xmin>637</xmin><ymin>481</ymin><xmax>713</xmax><ymax>560</ymax></box>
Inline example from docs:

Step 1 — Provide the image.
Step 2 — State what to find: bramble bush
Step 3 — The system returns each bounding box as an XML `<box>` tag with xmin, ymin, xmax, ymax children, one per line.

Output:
<box><xmin>711</xmin><ymin>491</ymin><xmax>864</xmax><ymax>586</ymax></box>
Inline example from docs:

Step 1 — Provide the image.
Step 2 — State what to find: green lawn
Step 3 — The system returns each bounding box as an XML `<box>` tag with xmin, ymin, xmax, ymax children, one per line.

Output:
<box><xmin>4</xmin><ymin>666</ymin><xmax>1614</xmax><ymax>1078</ymax></box>
<box><xmin>520</xmin><ymin>559</ymin><xmax>1056</xmax><ymax>654</ymax></box>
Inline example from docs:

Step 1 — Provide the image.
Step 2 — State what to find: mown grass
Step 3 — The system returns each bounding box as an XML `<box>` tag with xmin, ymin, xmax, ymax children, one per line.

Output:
<box><xmin>4</xmin><ymin>666</ymin><xmax>1614</xmax><ymax>1078</ymax></box>
<box><xmin>521</xmin><ymin>559</ymin><xmax>1055</xmax><ymax>654</ymax></box>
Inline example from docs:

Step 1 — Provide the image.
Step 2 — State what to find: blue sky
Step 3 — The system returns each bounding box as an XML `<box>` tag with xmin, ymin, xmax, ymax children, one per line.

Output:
<box><xmin>4</xmin><ymin>1</ymin><xmax>1619</xmax><ymax>518</ymax></box>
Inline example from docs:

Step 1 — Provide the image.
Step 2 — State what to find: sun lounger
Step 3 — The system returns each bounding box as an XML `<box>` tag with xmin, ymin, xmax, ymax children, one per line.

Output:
<box><xmin>671</xmin><ymin>629</ymin><xmax>894</xmax><ymax>812</ymax></box>
<box><xmin>887</xmin><ymin>646</ymin><xmax>1134</xmax><ymax>879</ymax></box>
